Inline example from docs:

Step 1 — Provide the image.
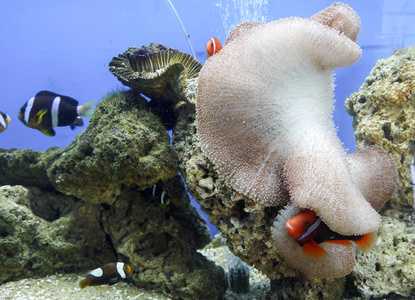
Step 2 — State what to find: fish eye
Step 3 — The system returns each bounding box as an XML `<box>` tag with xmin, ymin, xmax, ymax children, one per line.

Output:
<box><xmin>304</xmin><ymin>223</ymin><xmax>310</xmax><ymax>228</ymax></box>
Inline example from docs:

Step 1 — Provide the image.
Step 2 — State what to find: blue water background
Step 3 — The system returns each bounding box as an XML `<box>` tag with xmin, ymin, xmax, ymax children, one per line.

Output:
<box><xmin>1</xmin><ymin>0</ymin><xmax>413</xmax><ymax>236</ymax></box>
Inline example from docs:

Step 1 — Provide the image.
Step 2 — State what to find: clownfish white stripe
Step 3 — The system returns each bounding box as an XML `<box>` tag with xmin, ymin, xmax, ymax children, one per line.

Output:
<box><xmin>24</xmin><ymin>97</ymin><xmax>35</xmax><ymax>124</ymax></box>
<box><xmin>117</xmin><ymin>262</ymin><xmax>126</xmax><ymax>278</ymax></box>
<box><xmin>298</xmin><ymin>217</ymin><xmax>322</xmax><ymax>242</ymax></box>
<box><xmin>210</xmin><ymin>38</ymin><xmax>216</xmax><ymax>54</ymax></box>
<box><xmin>76</xmin><ymin>105</ymin><xmax>83</xmax><ymax>116</ymax></box>
<box><xmin>161</xmin><ymin>191</ymin><xmax>166</xmax><ymax>204</ymax></box>
<box><xmin>51</xmin><ymin>96</ymin><xmax>61</xmax><ymax>127</ymax></box>
<box><xmin>0</xmin><ymin>115</ymin><xmax>6</xmax><ymax>128</ymax></box>
<box><xmin>152</xmin><ymin>185</ymin><xmax>157</xmax><ymax>198</ymax></box>
<box><xmin>90</xmin><ymin>267</ymin><xmax>104</xmax><ymax>277</ymax></box>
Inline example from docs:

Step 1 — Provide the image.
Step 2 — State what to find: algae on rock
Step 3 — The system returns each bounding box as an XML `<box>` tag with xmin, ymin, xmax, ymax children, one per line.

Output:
<box><xmin>0</xmin><ymin>185</ymin><xmax>116</xmax><ymax>283</ymax></box>
<box><xmin>102</xmin><ymin>177</ymin><xmax>226</xmax><ymax>300</ymax></box>
<box><xmin>0</xmin><ymin>91</ymin><xmax>178</xmax><ymax>205</ymax></box>
<box><xmin>48</xmin><ymin>91</ymin><xmax>178</xmax><ymax>204</ymax></box>
<box><xmin>0</xmin><ymin>42</ymin><xmax>226</xmax><ymax>299</ymax></box>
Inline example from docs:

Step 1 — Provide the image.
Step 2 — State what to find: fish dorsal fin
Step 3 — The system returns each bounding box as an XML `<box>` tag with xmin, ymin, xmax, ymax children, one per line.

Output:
<box><xmin>36</xmin><ymin>90</ymin><xmax>59</xmax><ymax>98</ymax></box>
<box><xmin>36</xmin><ymin>109</ymin><xmax>48</xmax><ymax>124</ymax></box>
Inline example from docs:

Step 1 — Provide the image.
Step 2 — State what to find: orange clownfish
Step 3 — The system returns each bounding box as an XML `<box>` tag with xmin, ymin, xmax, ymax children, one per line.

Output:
<box><xmin>206</xmin><ymin>37</ymin><xmax>222</xmax><ymax>57</ymax></box>
<box><xmin>286</xmin><ymin>210</ymin><xmax>378</xmax><ymax>259</ymax></box>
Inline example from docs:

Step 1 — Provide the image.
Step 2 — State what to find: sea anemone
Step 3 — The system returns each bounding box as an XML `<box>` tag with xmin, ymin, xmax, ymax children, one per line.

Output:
<box><xmin>196</xmin><ymin>3</ymin><xmax>397</xmax><ymax>277</ymax></box>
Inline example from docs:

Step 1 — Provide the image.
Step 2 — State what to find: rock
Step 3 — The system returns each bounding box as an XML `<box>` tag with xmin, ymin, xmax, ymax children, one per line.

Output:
<box><xmin>101</xmin><ymin>177</ymin><xmax>227</xmax><ymax>300</ymax></box>
<box><xmin>351</xmin><ymin>212</ymin><xmax>415</xmax><ymax>298</ymax></box>
<box><xmin>48</xmin><ymin>91</ymin><xmax>178</xmax><ymax>204</ymax></box>
<box><xmin>0</xmin><ymin>43</ymin><xmax>228</xmax><ymax>299</ymax></box>
<box><xmin>0</xmin><ymin>148</ymin><xmax>62</xmax><ymax>190</ymax></box>
<box><xmin>345</xmin><ymin>46</ymin><xmax>415</xmax><ymax>298</ymax></box>
<box><xmin>0</xmin><ymin>185</ymin><xmax>116</xmax><ymax>283</ymax></box>
<box><xmin>345</xmin><ymin>46</ymin><xmax>415</xmax><ymax>209</ymax></box>
<box><xmin>0</xmin><ymin>91</ymin><xmax>178</xmax><ymax>205</ymax></box>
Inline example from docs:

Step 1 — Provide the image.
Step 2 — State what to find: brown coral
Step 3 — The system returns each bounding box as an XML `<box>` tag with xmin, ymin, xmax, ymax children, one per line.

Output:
<box><xmin>109</xmin><ymin>44</ymin><xmax>202</xmax><ymax>104</ymax></box>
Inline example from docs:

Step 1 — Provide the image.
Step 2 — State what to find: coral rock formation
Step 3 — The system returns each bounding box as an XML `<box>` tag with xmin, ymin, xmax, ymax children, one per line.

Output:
<box><xmin>0</xmin><ymin>185</ymin><xmax>116</xmax><ymax>283</ymax></box>
<box><xmin>351</xmin><ymin>212</ymin><xmax>415</xmax><ymax>299</ymax></box>
<box><xmin>345</xmin><ymin>45</ymin><xmax>415</xmax><ymax>298</ymax></box>
<box><xmin>346</xmin><ymin>46</ymin><xmax>415</xmax><ymax>209</ymax></box>
<box><xmin>0</xmin><ymin>86</ymin><xmax>227</xmax><ymax>298</ymax></box>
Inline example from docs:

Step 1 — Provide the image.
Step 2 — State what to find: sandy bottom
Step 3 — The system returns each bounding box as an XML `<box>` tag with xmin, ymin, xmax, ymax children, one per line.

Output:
<box><xmin>0</xmin><ymin>273</ymin><xmax>168</xmax><ymax>300</ymax></box>
<box><xmin>0</xmin><ymin>245</ymin><xmax>270</xmax><ymax>300</ymax></box>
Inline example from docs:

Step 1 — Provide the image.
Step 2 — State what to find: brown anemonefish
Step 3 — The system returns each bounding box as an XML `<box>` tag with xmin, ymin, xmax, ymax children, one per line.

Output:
<box><xmin>206</xmin><ymin>37</ymin><xmax>222</xmax><ymax>57</ymax></box>
<box><xmin>0</xmin><ymin>111</ymin><xmax>11</xmax><ymax>133</ymax></box>
<box><xmin>142</xmin><ymin>181</ymin><xmax>170</xmax><ymax>205</ymax></box>
<box><xmin>79</xmin><ymin>262</ymin><xmax>132</xmax><ymax>289</ymax></box>
<box><xmin>286</xmin><ymin>209</ymin><xmax>378</xmax><ymax>259</ymax></box>
<box><xmin>18</xmin><ymin>90</ymin><xmax>95</xmax><ymax>136</ymax></box>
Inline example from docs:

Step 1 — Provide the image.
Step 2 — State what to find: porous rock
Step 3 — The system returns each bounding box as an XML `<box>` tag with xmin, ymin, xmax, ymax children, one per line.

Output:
<box><xmin>345</xmin><ymin>46</ymin><xmax>415</xmax><ymax>209</ymax></box>
<box><xmin>101</xmin><ymin>177</ymin><xmax>227</xmax><ymax>300</ymax></box>
<box><xmin>344</xmin><ymin>48</ymin><xmax>415</xmax><ymax>297</ymax></box>
<box><xmin>0</xmin><ymin>185</ymin><xmax>116</xmax><ymax>283</ymax></box>
<box><xmin>351</xmin><ymin>212</ymin><xmax>415</xmax><ymax>298</ymax></box>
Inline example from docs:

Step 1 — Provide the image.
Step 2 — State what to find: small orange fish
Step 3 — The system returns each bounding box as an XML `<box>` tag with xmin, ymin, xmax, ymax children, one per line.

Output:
<box><xmin>206</xmin><ymin>37</ymin><xmax>222</xmax><ymax>57</ymax></box>
<box><xmin>286</xmin><ymin>210</ymin><xmax>378</xmax><ymax>259</ymax></box>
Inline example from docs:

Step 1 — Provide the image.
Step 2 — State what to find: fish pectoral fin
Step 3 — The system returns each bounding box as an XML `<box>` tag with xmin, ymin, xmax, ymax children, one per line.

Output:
<box><xmin>79</xmin><ymin>278</ymin><xmax>91</xmax><ymax>289</ymax></box>
<box><xmin>108</xmin><ymin>277</ymin><xmax>120</xmax><ymax>285</ymax></box>
<box><xmin>70</xmin><ymin>117</ymin><xmax>84</xmax><ymax>130</ymax></box>
<box><xmin>36</xmin><ymin>109</ymin><xmax>48</xmax><ymax>124</ymax></box>
<box><xmin>325</xmin><ymin>240</ymin><xmax>353</xmax><ymax>246</ymax></box>
<box><xmin>302</xmin><ymin>239</ymin><xmax>327</xmax><ymax>259</ymax></box>
<box><xmin>354</xmin><ymin>232</ymin><xmax>378</xmax><ymax>252</ymax></box>
<box><xmin>41</xmin><ymin>127</ymin><xmax>56</xmax><ymax>137</ymax></box>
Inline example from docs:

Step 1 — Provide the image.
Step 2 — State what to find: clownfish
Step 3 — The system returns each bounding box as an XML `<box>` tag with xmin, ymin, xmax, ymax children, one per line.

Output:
<box><xmin>286</xmin><ymin>210</ymin><xmax>378</xmax><ymax>259</ymax></box>
<box><xmin>18</xmin><ymin>90</ymin><xmax>95</xmax><ymax>136</ymax></box>
<box><xmin>142</xmin><ymin>181</ymin><xmax>170</xmax><ymax>205</ymax></box>
<box><xmin>79</xmin><ymin>262</ymin><xmax>132</xmax><ymax>289</ymax></box>
<box><xmin>206</xmin><ymin>37</ymin><xmax>222</xmax><ymax>57</ymax></box>
<box><xmin>0</xmin><ymin>111</ymin><xmax>11</xmax><ymax>133</ymax></box>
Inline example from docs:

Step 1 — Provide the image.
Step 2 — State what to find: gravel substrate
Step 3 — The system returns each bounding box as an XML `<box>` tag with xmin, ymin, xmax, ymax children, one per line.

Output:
<box><xmin>0</xmin><ymin>245</ymin><xmax>269</xmax><ymax>300</ymax></box>
<box><xmin>0</xmin><ymin>273</ymin><xmax>169</xmax><ymax>300</ymax></box>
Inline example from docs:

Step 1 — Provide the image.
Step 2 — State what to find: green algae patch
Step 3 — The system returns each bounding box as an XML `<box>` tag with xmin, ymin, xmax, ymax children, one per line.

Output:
<box><xmin>48</xmin><ymin>90</ymin><xmax>178</xmax><ymax>204</ymax></box>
